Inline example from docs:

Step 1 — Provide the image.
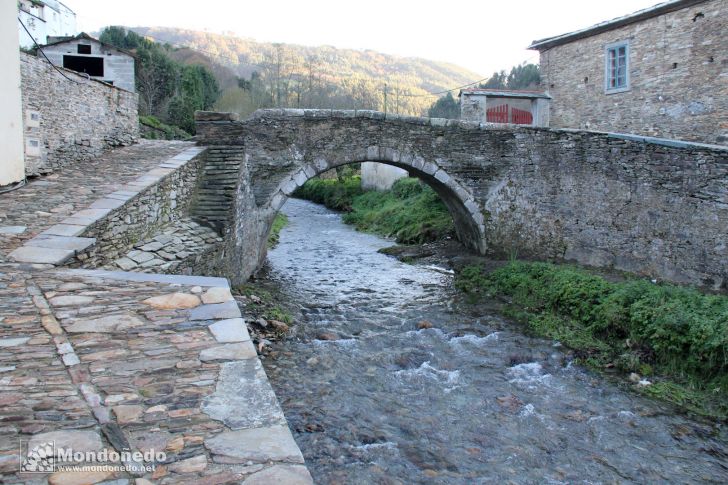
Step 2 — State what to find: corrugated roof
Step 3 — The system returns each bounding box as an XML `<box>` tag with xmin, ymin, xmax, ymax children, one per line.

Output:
<box><xmin>528</xmin><ymin>0</ymin><xmax>709</xmax><ymax>51</ymax></box>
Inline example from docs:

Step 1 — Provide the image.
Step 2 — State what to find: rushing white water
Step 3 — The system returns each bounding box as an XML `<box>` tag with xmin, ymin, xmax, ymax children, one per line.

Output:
<box><xmin>261</xmin><ymin>198</ymin><xmax>728</xmax><ymax>484</ymax></box>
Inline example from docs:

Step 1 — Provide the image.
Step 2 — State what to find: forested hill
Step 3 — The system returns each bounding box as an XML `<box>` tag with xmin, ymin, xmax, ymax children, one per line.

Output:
<box><xmin>127</xmin><ymin>26</ymin><xmax>484</xmax><ymax>116</ymax></box>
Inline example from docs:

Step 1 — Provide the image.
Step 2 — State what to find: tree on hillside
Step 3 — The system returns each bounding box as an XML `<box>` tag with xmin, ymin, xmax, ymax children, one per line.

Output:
<box><xmin>507</xmin><ymin>63</ymin><xmax>540</xmax><ymax>89</ymax></box>
<box><xmin>428</xmin><ymin>92</ymin><xmax>460</xmax><ymax>119</ymax></box>
<box><xmin>481</xmin><ymin>71</ymin><xmax>507</xmax><ymax>89</ymax></box>
<box><xmin>99</xmin><ymin>26</ymin><xmax>220</xmax><ymax>133</ymax></box>
<box><xmin>479</xmin><ymin>63</ymin><xmax>541</xmax><ymax>90</ymax></box>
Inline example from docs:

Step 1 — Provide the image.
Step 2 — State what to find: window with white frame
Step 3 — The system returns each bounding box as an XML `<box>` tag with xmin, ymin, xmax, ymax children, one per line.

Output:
<box><xmin>605</xmin><ymin>42</ymin><xmax>629</xmax><ymax>93</ymax></box>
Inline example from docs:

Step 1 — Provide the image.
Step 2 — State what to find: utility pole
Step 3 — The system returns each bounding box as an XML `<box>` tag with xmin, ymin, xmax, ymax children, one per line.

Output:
<box><xmin>383</xmin><ymin>83</ymin><xmax>388</xmax><ymax>115</ymax></box>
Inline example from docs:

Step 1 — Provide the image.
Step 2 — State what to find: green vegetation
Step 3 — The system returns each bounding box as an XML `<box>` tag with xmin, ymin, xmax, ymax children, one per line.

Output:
<box><xmin>481</xmin><ymin>62</ymin><xmax>541</xmax><ymax>90</ymax></box>
<box><xmin>126</xmin><ymin>26</ymin><xmax>484</xmax><ymax>118</ymax></box>
<box><xmin>138</xmin><ymin>115</ymin><xmax>192</xmax><ymax>140</ymax></box>
<box><xmin>428</xmin><ymin>92</ymin><xmax>460</xmax><ymax>119</ymax></box>
<box><xmin>100</xmin><ymin>26</ymin><xmax>220</xmax><ymax>133</ymax></box>
<box><xmin>267</xmin><ymin>213</ymin><xmax>289</xmax><ymax>248</ymax></box>
<box><xmin>295</xmin><ymin>176</ymin><xmax>455</xmax><ymax>244</ymax></box>
<box><xmin>427</xmin><ymin>62</ymin><xmax>541</xmax><ymax>120</ymax></box>
<box><xmin>233</xmin><ymin>284</ymin><xmax>293</xmax><ymax>325</ymax></box>
<box><xmin>455</xmin><ymin>260</ymin><xmax>728</xmax><ymax>419</ymax></box>
<box><xmin>294</xmin><ymin>175</ymin><xmax>364</xmax><ymax>211</ymax></box>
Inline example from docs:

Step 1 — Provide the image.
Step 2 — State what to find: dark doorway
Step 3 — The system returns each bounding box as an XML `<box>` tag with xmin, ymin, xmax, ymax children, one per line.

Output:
<box><xmin>63</xmin><ymin>55</ymin><xmax>104</xmax><ymax>76</ymax></box>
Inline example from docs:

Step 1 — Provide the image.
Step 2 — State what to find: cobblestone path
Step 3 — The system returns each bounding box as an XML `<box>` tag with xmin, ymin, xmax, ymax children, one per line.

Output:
<box><xmin>0</xmin><ymin>142</ymin><xmax>312</xmax><ymax>484</ymax></box>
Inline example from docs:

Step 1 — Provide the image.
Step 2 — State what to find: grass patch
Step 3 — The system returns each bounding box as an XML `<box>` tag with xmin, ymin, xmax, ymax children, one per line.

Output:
<box><xmin>139</xmin><ymin>115</ymin><xmax>192</xmax><ymax>140</ymax></box>
<box><xmin>233</xmin><ymin>283</ymin><xmax>293</xmax><ymax>324</ymax></box>
<box><xmin>456</xmin><ymin>260</ymin><xmax>728</xmax><ymax>419</ymax></box>
<box><xmin>295</xmin><ymin>176</ymin><xmax>455</xmax><ymax>244</ymax></box>
<box><xmin>293</xmin><ymin>175</ymin><xmax>364</xmax><ymax>211</ymax></box>
<box><xmin>267</xmin><ymin>213</ymin><xmax>288</xmax><ymax>248</ymax></box>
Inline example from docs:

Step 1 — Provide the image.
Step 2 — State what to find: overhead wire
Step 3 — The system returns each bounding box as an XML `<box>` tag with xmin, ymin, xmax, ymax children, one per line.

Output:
<box><xmin>18</xmin><ymin>17</ymin><xmax>85</xmax><ymax>85</ymax></box>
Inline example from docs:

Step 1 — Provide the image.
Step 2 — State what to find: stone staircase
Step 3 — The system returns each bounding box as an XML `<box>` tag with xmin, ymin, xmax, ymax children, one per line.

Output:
<box><xmin>191</xmin><ymin>147</ymin><xmax>243</xmax><ymax>233</ymax></box>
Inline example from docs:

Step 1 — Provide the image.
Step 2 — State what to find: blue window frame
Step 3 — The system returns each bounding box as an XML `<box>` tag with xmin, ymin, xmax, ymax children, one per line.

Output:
<box><xmin>605</xmin><ymin>41</ymin><xmax>630</xmax><ymax>93</ymax></box>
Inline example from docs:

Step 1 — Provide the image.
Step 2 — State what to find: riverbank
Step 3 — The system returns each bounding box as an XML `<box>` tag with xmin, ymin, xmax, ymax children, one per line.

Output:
<box><xmin>454</xmin><ymin>260</ymin><xmax>728</xmax><ymax>420</ymax></box>
<box><xmin>294</xmin><ymin>176</ymin><xmax>455</xmax><ymax>244</ymax></box>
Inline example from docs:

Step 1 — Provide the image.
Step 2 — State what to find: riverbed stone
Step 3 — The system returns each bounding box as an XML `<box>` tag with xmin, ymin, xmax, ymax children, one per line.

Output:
<box><xmin>143</xmin><ymin>293</ymin><xmax>201</xmax><ymax>310</ymax></box>
<box><xmin>205</xmin><ymin>425</ymin><xmax>304</xmax><ymax>464</ymax></box>
<box><xmin>243</xmin><ymin>465</ymin><xmax>313</xmax><ymax>485</ymax></box>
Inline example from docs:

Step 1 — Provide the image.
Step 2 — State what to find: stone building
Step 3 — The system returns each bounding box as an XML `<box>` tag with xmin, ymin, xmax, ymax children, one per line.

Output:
<box><xmin>529</xmin><ymin>0</ymin><xmax>727</xmax><ymax>145</ymax></box>
<box><xmin>39</xmin><ymin>33</ymin><xmax>136</xmax><ymax>93</ymax></box>
<box><xmin>18</xmin><ymin>0</ymin><xmax>76</xmax><ymax>50</ymax></box>
<box><xmin>19</xmin><ymin>52</ymin><xmax>139</xmax><ymax>176</ymax></box>
<box><xmin>459</xmin><ymin>89</ymin><xmax>551</xmax><ymax>126</ymax></box>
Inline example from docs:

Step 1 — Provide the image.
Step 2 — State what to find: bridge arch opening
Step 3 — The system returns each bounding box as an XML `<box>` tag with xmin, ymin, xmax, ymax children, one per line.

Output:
<box><xmin>259</xmin><ymin>153</ymin><xmax>487</xmax><ymax>257</ymax></box>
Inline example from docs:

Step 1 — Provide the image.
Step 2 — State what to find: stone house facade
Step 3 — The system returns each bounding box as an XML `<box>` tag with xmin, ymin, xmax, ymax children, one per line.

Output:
<box><xmin>39</xmin><ymin>33</ymin><xmax>136</xmax><ymax>93</ymax></box>
<box><xmin>529</xmin><ymin>0</ymin><xmax>727</xmax><ymax>145</ymax></box>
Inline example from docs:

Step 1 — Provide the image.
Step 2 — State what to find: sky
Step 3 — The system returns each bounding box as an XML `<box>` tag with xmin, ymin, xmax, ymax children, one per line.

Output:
<box><xmin>67</xmin><ymin>0</ymin><xmax>663</xmax><ymax>77</ymax></box>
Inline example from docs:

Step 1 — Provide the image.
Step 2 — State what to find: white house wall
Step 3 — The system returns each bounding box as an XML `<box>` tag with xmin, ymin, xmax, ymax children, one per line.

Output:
<box><xmin>2</xmin><ymin>0</ymin><xmax>26</xmax><ymax>186</ymax></box>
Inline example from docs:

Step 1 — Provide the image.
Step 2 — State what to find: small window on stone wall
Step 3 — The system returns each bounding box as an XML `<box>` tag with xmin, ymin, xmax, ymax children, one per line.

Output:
<box><xmin>77</xmin><ymin>44</ymin><xmax>91</xmax><ymax>54</ymax></box>
<box><xmin>605</xmin><ymin>41</ymin><xmax>630</xmax><ymax>94</ymax></box>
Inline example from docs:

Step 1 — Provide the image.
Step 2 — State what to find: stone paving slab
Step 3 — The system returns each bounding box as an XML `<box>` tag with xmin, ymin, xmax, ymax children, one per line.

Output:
<box><xmin>25</xmin><ymin>235</ymin><xmax>96</xmax><ymax>251</ymax></box>
<box><xmin>0</xmin><ymin>268</ymin><xmax>311</xmax><ymax>484</ymax></box>
<box><xmin>6</xmin><ymin>245</ymin><xmax>76</xmax><ymax>265</ymax></box>
<box><xmin>67</xmin><ymin>269</ymin><xmax>229</xmax><ymax>288</ymax></box>
<box><xmin>0</xmin><ymin>140</ymin><xmax>194</xmax><ymax>259</ymax></box>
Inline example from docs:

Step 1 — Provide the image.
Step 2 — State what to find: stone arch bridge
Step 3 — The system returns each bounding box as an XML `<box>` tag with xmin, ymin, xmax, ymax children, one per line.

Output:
<box><xmin>193</xmin><ymin>109</ymin><xmax>727</xmax><ymax>290</ymax></box>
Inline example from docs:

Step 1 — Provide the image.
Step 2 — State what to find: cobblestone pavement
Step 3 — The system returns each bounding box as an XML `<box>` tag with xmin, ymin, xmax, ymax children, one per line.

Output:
<box><xmin>107</xmin><ymin>219</ymin><xmax>223</xmax><ymax>274</ymax></box>
<box><xmin>0</xmin><ymin>142</ymin><xmax>312</xmax><ymax>484</ymax></box>
<box><xmin>0</xmin><ymin>140</ymin><xmax>193</xmax><ymax>258</ymax></box>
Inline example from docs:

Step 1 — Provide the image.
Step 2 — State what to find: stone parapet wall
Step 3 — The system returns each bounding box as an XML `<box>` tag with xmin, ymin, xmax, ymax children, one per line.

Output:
<box><xmin>197</xmin><ymin>109</ymin><xmax>728</xmax><ymax>290</ymax></box>
<box><xmin>73</xmin><ymin>149</ymin><xmax>206</xmax><ymax>268</ymax></box>
<box><xmin>539</xmin><ymin>0</ymin><xmax>727</xmax><ymax>145</ymax></box>
<box><xmin>19</xmin><ymin>52</ymin><xmax>139</xmax><ymax>176</ymax></box>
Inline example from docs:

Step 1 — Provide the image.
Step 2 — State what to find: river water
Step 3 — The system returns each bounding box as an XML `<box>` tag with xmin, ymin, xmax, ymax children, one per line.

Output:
<box><xmin>262</xmin><ymin>198</ymin><xmax>727</xmax><ymax>484</ymax></box>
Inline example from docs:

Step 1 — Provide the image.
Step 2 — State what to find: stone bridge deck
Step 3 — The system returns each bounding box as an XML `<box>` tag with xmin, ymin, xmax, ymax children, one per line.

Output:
<box><xmin>0</xmin><ymin>143</ymin><xmax>312</xmax><ymax>484</ymax></box>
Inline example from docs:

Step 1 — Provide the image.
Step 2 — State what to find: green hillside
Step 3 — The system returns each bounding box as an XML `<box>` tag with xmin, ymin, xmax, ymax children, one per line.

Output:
<box><xmin>128</xmin><ymin>26</ymin><xmax>484</xmax><ymax>117</ymax></box>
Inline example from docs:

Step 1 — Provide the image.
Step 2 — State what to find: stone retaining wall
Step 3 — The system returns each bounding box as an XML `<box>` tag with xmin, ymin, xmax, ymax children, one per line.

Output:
<box><xmin>72</xmin><ymin>148</ymin><xmax>206</xmax><ymax>268</ymax></box>
<box><xmin>20</xmin><ymin>52</ymin><xmax>139</xmax><ymax>176</ymax></box>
